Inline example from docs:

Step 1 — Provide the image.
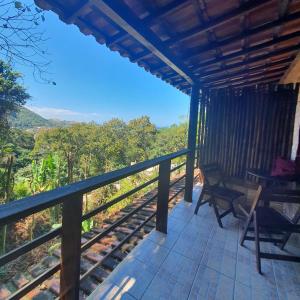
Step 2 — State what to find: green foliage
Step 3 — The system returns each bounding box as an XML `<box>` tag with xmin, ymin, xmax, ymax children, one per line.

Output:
<box><xmin>1</xmin><ymin>109</ymin><xmax>188</xmax><ymax>256</ymax></box>
<box><xmin>14</xmin><ymin>181</ymin><xmax>30</xmax><ymax>199</ymax></box>
<box><xmin>82</xmin><ymin>219</ymin><xmax>94</xmax><ymax>233</ymax></box>
<box><xmin>30</xmin><ymin>154</ymin><xmax>65</xmax><ymax>194</ymax></box>
<box><xmin>0</xmin><ymin>61</ymin><xmax>30</xmax><ymax>136</ymax></box>
<box><xmin>127</xmin><ymin>116</ymin><xmax>157</xmax><ymax>162</ymax></box>
<box><xmin>151</xmin><ymin>122</ymin><xmax>188</xmax><ymax>158</ymax></box>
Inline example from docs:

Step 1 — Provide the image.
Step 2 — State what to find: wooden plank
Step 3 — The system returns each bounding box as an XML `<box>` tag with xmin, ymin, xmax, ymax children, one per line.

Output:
<box><xmin>93</xmin><ymin>0</ymin><xmax>196</xmax><ymax>84</ymax></box>
<box><xmin>60</xmin><ymin>195</ymin><xmax>83</xmax><ymax>300</ymax></box>
<box><xmin>197</xmin><ymin>44</ymin><xmax>300</xmax><ymax>77</ymax></box>
<box><xmin>209</xmin><ymin>71</ymin><xmax>284</xmax><ymax>89</ymax></box>
<box><xmin>181</xmin><ymin>11</ymin><xmax>300</xmax><ymax>59</ymax></box>
<box><xmin>165</xmin><ymin>0</ymin><xmax>272</xmax><ymax>45</ymax></box>
<box><xmin>185</xmin><ymin>85</ymin><xmax>200</xmax><ymax>202</ymax></box>
<box><xmin>0</xmin><ymin>149</ymin><xmax>189</xmax><ymax>226</ymax></box>
<box><xmin>143</xmin><ymin>0</ymin><xmax>190</xmax><ymax>25</ymax></box>
<box><xmin>156</xmin><ymin>160</ymin><xmax>171</xmax><ymax>233</ymax></box>
<box><xmin>206</xmin><ymin>67</ymin><xmax>287</xmax><ymax>88</ymax></box>
<box><xmin>280</xmin><ymin>52</ymin><xmax>300</xmax><ymax>84</ymax></box>
<box><xmin>201</xmin><ymin>57</ymin><xmax>293</xmax><ymax>83</ymax></box>
<box><xmin>213</xmin><ymin>76</ymin><xmax>281</xmax><ymax>90</ymax></box>
<box><xmin>193</xmin><ymin>31</ymin><xmax>300</xmax><ymax>69</ymax></box>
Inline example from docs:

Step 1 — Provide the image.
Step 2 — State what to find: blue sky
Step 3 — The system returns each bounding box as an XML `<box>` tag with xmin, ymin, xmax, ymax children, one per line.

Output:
<box><xmin>15</xmin><ymin>2</ymin><xmax>189</xmax><ymax>126</ymax></box>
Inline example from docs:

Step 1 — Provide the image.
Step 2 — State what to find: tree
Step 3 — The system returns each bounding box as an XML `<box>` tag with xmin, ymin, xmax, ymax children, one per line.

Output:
<box><xmin>127</xmin><ymin>116</ymin><xmax>157</xmax><ymax>162</ymax></box>
<box><xmin>30</xmin><ymin>154</ymin><xmax>63</xmax><ymax>232</ymax></box>
<box><xmin>0</xmin><ymin>60</ymin><xmax>30</xmax><ymax>136</ymax></box>
<box><xmin>150</xmin><ymin>122</ymin><xmax>188</xmax><ymax>158</ymax></box>
<box><xmin>0</xmin><ymin>1</ymin><xmax>50</xmax><ymax>81</ymax></box>
<box><xmin>0</xmin><ymin>142</ymin><xmax>15</xmax><ymax>254</ymax></box>
<box><xmin>98</xmin><ymin>119</ymin><xmax>129</xmax><ymax>171</ymax></box>
<box><xmin>33</xmin><ymin>126</ymin><xmax>79</xmax><ymax>183</ymax></box>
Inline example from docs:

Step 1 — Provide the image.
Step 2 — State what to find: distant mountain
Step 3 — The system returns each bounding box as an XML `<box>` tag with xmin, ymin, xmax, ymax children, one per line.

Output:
<box><xmin>9</xmin><ymin>107</ymin><xmax>73</xmax><ymax>130</ymax></box>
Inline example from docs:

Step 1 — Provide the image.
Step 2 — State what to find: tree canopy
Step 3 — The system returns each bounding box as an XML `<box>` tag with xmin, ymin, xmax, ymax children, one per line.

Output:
<box><xmin>0</xmin><ymin>60</ymin><xmax>30</xmax><ymax>137</ymax></box>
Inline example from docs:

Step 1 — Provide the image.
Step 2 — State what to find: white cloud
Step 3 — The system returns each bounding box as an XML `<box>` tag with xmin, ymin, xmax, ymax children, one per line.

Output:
<box><xmin>26</xmin><ymin>105</ymin><xmax>108</xmax><ymax>122</ymax></box>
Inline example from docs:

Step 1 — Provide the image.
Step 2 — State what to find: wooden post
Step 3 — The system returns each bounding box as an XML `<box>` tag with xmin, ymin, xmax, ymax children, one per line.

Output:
<box><xmin>60</xmin><ymin>195</ymin><xmax>83</xmax><ymax>300</ymax></box>
<box><xmin>185</xmin><ymin>85</ymin><xmax>200</xmax><ymax>202</ymax></box>
<box><xmin>156</xmin><ymin>159</ymin><xmax>171</xmax><ymax>233</ymax></box>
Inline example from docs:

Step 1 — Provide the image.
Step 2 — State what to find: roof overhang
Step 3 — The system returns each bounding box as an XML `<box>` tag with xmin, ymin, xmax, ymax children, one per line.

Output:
<box><xmin>35</xmin><ymin>0</ymin><xmax>300</xmax><ymax>94</ymax></box>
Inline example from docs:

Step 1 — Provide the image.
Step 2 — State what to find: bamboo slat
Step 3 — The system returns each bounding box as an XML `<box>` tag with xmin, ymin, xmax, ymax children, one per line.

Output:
<box><xmin>197</xmin><ymin>85</ymin><xmax>299</xmax><ymax>177</ymax></box>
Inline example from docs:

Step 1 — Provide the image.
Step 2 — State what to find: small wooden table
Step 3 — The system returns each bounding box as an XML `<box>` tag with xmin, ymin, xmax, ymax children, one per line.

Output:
<box><xmin>246</xmin><ymin>169</ymin><xmax>299</xmax><ymax>207</ymax></box>
<box><xmin>246</xmin><ymin>169</ymin><xmax>299</xmax><ymax>187</ymax></box>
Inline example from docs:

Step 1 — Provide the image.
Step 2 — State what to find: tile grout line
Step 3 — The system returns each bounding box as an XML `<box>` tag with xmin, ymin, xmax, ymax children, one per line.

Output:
<box><xmin>186</xmin><ymin>215</ymin><xmax>217</xmax><ymax>300</ymax></box>
<box><xmin>139</xmin><ymin>199</ymin><xmax>189</xmax><ymax>299</ymax></box>
<box><xmin>232</xmin><ymin>219</ymin><xmax>242</xmax><ymax>300</ymax></box>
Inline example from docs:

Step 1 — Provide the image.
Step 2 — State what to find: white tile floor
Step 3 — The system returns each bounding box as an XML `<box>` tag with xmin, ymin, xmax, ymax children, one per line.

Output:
<box><xmin>88</xmin><ymin>185</ymin><xmax>300</xmax><ymax>300</ymax></box>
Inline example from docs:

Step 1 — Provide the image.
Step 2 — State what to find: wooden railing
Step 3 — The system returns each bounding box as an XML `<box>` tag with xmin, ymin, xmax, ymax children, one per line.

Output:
<box><xmin>0</xmin><ymin>149</ymin><xmax>190</xmax><ymax>300</ymax></box>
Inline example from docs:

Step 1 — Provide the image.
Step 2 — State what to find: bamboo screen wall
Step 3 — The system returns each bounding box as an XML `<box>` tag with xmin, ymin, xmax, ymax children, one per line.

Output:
<box><xmin>197</xmin><ymin>85</ymin><xmax>299</xmax><ymax>178</ymax></box>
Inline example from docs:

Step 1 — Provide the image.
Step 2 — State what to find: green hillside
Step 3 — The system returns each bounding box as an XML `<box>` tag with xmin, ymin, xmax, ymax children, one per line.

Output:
<box><xmin>9</xmin><ymin>107</ymin><xmax>72</xmax><ymax>129</ymax></box>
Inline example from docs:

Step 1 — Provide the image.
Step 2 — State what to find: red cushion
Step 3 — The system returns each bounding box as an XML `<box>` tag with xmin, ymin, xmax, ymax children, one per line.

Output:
<box><xmin>271</xmin><ymin>157</ymin><xmax>296</xmax><ymax>177</ymax></box>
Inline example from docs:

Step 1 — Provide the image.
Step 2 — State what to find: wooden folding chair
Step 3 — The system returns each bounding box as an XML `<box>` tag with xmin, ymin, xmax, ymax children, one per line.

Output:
<box><xmin>194</xmin><ymin>163</ymin><xmax>245</xmax><ymax>228</ymax></box>
<box><xmin>240</xmin><ymin>186</ymin><xmax>300</xmax><ymax>274</ymax></box>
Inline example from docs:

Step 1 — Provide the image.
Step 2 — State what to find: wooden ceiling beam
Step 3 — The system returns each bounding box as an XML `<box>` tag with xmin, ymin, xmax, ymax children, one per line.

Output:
<box><xmin>192</xmin><ymin>31</ymin><xmax>300</xmax><ymax>69</ymax></box>
<box><xmin>279</xmin><ymin>0</ymin><xmax>290</xmax><ymax>18</ymax></box>
<box><xmin>92</xmin><ymin>0</ymin><xmax>196</xmax><ymax>84</ymax></box>
<box><xmin>130</xmin><ymin>50</ymin><xmax>152</xmax><ymax>63</ymax></box>
<box><xmin>104</xmin><ymin>1</ymin><xmax>190</xmax><ymax>48</ymax></box>
<box><xmin>280</xmin><ymin>52</ymin><xmax>300</xmax><ymax>84</ymax></box>
<box><xmin>227</xmin><ymin>77</ymin><xmax>280</xmax><ymax>89</ymax></box>
<box><xmin>206</xmin><ymin>68</ymin><xmax>286</xmax><ymax>87</ymax></box>
<box><xmin>196</xmin><ymin>44</ymin><xmax>300</xmax><ymax>77</ymax></box>
<box><xmin>181</xmin><ymin>11</ymin><xmax>300</xmax><ymax>60</ymax></box>
<box><xmin>165</xmin><ymin>0</ymin><xmax>272</xmax><ymax>46</ymax></box>
<box><xmin>143</xmin><ymin>0</ymin><xmax>190</xmax><ymax>25</ymax></box>
<box><xmin>200</xmin><ymin>57</ymin><xmax>293</xmax><ymax>83</ymax></box>
<box><xmin>106</xmin><ymin>31</ymin><xmax>128</xmax><ymax>47</ymax></box>
<box><xmin>210</xmin><ymin>73</ymin><xmax>282</xmax><ymax>89</ymax></box>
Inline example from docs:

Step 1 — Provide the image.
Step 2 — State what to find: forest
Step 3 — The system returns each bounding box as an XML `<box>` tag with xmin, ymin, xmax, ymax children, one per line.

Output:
<box><xmin>0</xmin><ymin>60</ymin><xmax>188</xmax><ymax>281</ymax></box>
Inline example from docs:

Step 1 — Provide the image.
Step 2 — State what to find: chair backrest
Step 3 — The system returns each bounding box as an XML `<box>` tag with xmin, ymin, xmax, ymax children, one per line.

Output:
<box><xmin>247</xmin><ymin>185</ymin><xmax>263</xmax><ymax>220</ymax></box>
<box><xmin>200</xmin><ymin>163</ymin><xmax>225</xmax><ymax>187</ymax></box>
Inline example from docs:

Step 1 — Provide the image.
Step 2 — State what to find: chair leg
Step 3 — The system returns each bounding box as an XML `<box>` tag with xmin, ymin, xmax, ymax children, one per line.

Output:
<box><xmin>212</xmin><ymin>199</ymin><xmax>223</xmax><ymax>228</ymax></box>
<box><xmin>254</xmin><ymin>211</ymin><xmax>262</xmax><ymax>274</ymax></box>
<box><xmin>194</xmin><ymin>189</ymin><xmax>205</xmax><ymax>215</ymax></box>
<box><xmin>230</xmin><ymin>202</ymin><xmax>237</xmax><ymax>218</ymax></box>
<box><xmin>280</xmin><ymin>232</ymin><xmax>291</xmax><ymax>250</ymax></box>
<box><xmin>240</xmin><ymin>216</ymin><xmax>252</xmax><ymax>246</ymax></box>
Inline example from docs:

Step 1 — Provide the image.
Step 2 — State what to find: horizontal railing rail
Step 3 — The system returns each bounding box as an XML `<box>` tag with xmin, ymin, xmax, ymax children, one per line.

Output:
<box><xmin>0</xmin><ymin>149</ymin><xmax>189</xmax><ymax>226</ymax></box>
<box><xmin>0</xmin><ymin>148</ymin><xmax>191</xmax><ymax>300</ymax></box>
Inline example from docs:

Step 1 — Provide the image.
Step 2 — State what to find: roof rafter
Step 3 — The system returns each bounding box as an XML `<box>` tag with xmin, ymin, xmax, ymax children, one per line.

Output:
<box><xmin>143</xmin><ymin>0</ymin><xmax>190</xmax><ymax>25</ymax></box>
<box><xmin>280</xmin><ymin>52</ymin><xmax>300</xmax><ymax>84</ymax></box>
<box><xmin>196</xmin><ymin>44</ymin><xmax>300</xmax><ymax>76</ymax></box>
<box><xmin>205</xmin><ymin>67</ymin><xmax>286</xmax><ymax>87</ymax></box>
<box><xmin>101</xmin><ymin>1</ymin><xmax>191</xmax><ymax>49</ymax></box>
<box><xmin>92</xmin><ymin>0</ymin><xmax>197</xmax><ymax>84</ymax></box>
<box><xmin>192</xmin><ymin>31</ymin><xmax>300</xmax><ymax>69</ymax></box>
<box><xmin>164</xmin><ymin>0</ymin><xmax>273</xmax><ymax>46</ymax></box>
<box><xmin>201</xmin><ymin>57</ymin><xmax>293</xmax><ymax>83</ymax></box>
<box><xmin>181</xmin><ymin>11</ymin><xmax>300</xmax><ymax>61</ymax></box>
<box><xmin>210</xmin><ymin>73</ymin><xmax>283</xmax><ymax>89</ymax></box>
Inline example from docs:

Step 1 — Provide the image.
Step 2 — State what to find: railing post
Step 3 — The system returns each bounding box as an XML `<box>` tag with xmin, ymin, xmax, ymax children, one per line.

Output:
<box><xmin>156</xmin><ymin>159</ymin><xmax>171</xmax><ymax>234</ymax></box>
<box><xmin>185</xmin><ymin>84</ymin><xmax>200</xmax><ymax>202</ymax></box>
<box><xmin>60</xmin><ymin>195</ymin><xmax>83</xmax><ymax>300</ymax></box>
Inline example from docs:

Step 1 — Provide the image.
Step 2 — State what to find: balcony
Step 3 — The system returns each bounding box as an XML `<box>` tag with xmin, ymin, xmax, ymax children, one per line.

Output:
<box><xmin>1</xmin><ymin>0</ymin><xmax>300</xmax><ymax>299</ymax></box>
<box><xmin>88</xmin><ymin>185</ymin><xmax>300</xmax><ymax>300</ymax></box>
